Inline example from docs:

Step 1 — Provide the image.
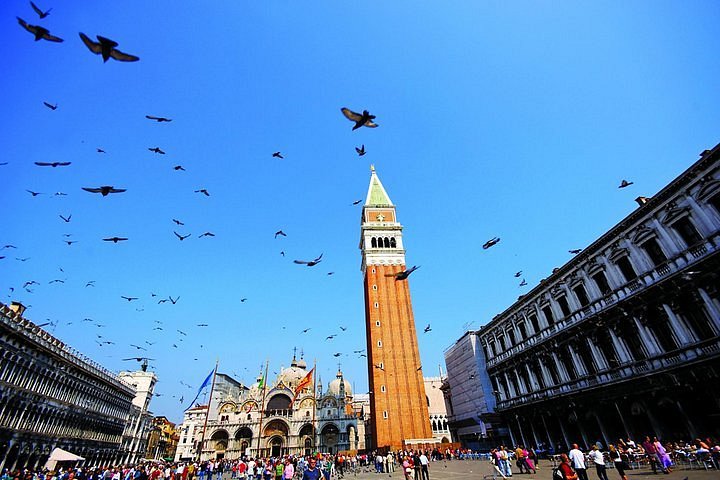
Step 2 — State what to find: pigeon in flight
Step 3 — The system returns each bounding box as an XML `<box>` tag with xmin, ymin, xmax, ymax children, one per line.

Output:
<box><xmin>174</xmin><ymin>231</ymin><xmax>191</xmax><ymax>241</ymax></box>
<box><xmin>301</xmin><ymin>328</ymin><xmax>311</xmax><ymax>333</ymax></box>
<box><xmin>339</xmin><ymin>326</ymin><xmax>347</xmax><ymax>331</ymax></box>
<box><xmin>172</xmin><ymin>219</ymin><xmax>184</xmax><ymax>226</ymax></box>
<box><xmin>294</xmin><ymin>253</ymin><xmax>323</xmax><ymax>267</ymax></box>
<box><xmin>195</xmin><ymin>189</ymin><xmax>210</xmax><ymax>196</ymax></box>
<box><xmin>326</xmin><ymin>334</ymin><xmax>337</xmax><ymax>340</ymax></box>
<box><xmin>327</xmin><ymin>272</ymin><xmax>335</xmax><ymax>276</ymax></box>
<box><xmin>569</xmin><ymin>249</ymin><xmax>582</xmax><ymax>254</ymax></box>
<box><xmin>280</xmin><ymin>251</ymin><xmax>285</xmax><ymax>257</ymax></box>
<box><xmin>30</xmin><ymin>2</ymin><xmax>52</xmax><ymax>19</ymax></box>
<box><xmin>43</xmin><ymin>102</ymin><xmax>57</xmax><ymax>110</ymax></box>
<box><xmin>423</xmin><ymin>324</ymin><xmax>431</xmax><ymax>333</ymax></box>
<box><xmin>85</xmin><ymin>281</ymin><xmax>95</xmax><ymax>287</ymax></box>
<box><xmin>618</xmin><ymin>179</ymin><xmax>634</xmax><ymax>189</ymax></box>
<box><xmin>197</xmin><ymin>324</ymin><xmax>208</xmax><ymax>327</ymax></box>
<box><xmin>146</xmin><ymin>115</ymin><xmax>172</xmax><ymax>122</ymax></box>
<box><xmin>174</xmin><ymin>165</ymin><xmax>185</xmax><ymax>171</ymax></box>
<box><xmin>103</xmin><ymin>237</ymin><xmax>128</xmax><ymax>243</ymax></box>
<box><xmin>63</xmin><ymin>240</ymin><xmax>77</xmax><ymax>246</ymax></box>
<box><xmin>416</xmin><ymin>366</ymin><xmax>423</xmax><ymax>371</ymax></box>
<box><xmin>272</xmin><ymin>152</ymin><xmax>284</xmax><ymax>159</ymax></box>
<box><xmin>26</xmin><ymin>190</ymin><xmax>42</xmax><ymax>196</ymax></box>
<box><xmin>169</xmin><ymin>296</ymin><xmax>180</xmax><ymax>305</ymax></box>
<box><xmin>82</xmin><ymin>186</ymin><xmax>126</xmax><ymax>196</ymax></box>
<box><xmin>373</xmin><ymin>364</ymin><xmax>384</xmax><ymax>371</ymax></box>
<box><xmin>148</xmin><ymin>147</ymin><xmax>165</xmax><ymax>154</ymax></box>
<box><xmin>389</xmin><ymin>265</ymin><xmax>420</xmax><ymax>281</ymax></box>
<box><xmin>198</xmin><ymin>232</ymin><xmax>215</xmax><ymax>238</ymax></box>
<box><xmin>240</xmin><ymin>298</ymin><xmax>247</xmax><ymax>303</ymax></box>
<box><xmin>2</xmin><ymin>245</ymin><xmax>17</xmax><ymax>250</ymax></box>
<box><xmin>59</xmin><ymin>214</ymin><xmax>71</xmax><ymax>223</ymax></box>
<box><xmin>352</xmin><ymin>199</ymin><xmax>362</xmax><ymax>205</ymax></box>
<box><xmin>177</xmin><ymin>329</ymin><xmax>187</xmax><ymax>336</ymax></box>
<box><xmin>275</xmin><ymin>230</ymin><xmax>287</xmax><ymax>239</ymax></box>
<box><xmin>341</xmin><ymin>108</ymin><xmax>379</xmax><ymax>130</ymax></box>
<box><xmin>129</xmin><ymin>344</ymin><xmax>147</xmax><ymax>351</ymax></box>
<box><xmin>97</xmin><ymin>148</ymin><xmax>106</xmax><ymax>153</ymax></box>
<box><xmin>54</xmin><ymin>192</ymin><xmax>67</xmax><ymax>196</ymax></box>
<box><xmin>17</xmin><ymin>17</ymin><xmax>63</xmax><ymax>42</ymax></box>
<box><xmin>519</xmin><ymin>279</ymin><xmax>528</xmax><ymax>287</ymax></box>
<box><xmin>158</xmin><ymin>299</ymin><xmax>168</xmax><ymax>304</ymax></box>
<box><xmin>35</xmin><ymin>161</ymin><xmax>71</xmax><ymax>167</ymax></box>
<box><xmin>514</xmin><ymin>271</ymin><xmax>522</xmax><ymax>277</ymax></box>
<box><xmin>483</xmin><ymin>237</ymin><xmax>501</xmax><ymax>249</ymax></box>
<box><xmin>355</xmin><ymin>145</ymin><xmax>366</xmax><ymax>156</ymax></box>
<box><xmin>121</xmin><ymin>296</ymin><xmax>138</xmax><ymax>302</ymax></box>
<box><xmin>333</xmin><ymin>353</ymin><xmax>342</xmax><ymax>357</ymax></box>
<box><xmin>79</xmin><ymin>33</ymin><xmax>139</xmax><ymax>62</ymax></box>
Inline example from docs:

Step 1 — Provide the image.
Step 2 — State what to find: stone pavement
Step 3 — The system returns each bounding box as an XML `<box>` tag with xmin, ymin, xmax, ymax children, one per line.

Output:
<box><xmin>336</xmin><ymin>459</ymin><xmax>717</xmax><ymax>480</ymax></box>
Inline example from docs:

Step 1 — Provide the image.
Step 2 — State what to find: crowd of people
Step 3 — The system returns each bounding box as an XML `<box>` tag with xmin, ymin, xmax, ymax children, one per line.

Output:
<box><xmin>489</xmin><ymin>436</ymin><xmax>720</xmax><ymax>479</ymax></box>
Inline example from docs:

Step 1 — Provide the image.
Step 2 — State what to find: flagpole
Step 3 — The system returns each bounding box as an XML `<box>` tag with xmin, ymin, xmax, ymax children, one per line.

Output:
<box><xmin>311</xmin><ymin>359</ymin><xmax>317</xmax><ymax>452</ymax></box>
<box><xmin>256</xmin><ymin>359</ymin><xmax>269</xmax><ymax>458</ymax></box>
<box><xmin>197</xmin><ymin>359</ymin><xmax>219</xmax><ymax>461</ymax></box>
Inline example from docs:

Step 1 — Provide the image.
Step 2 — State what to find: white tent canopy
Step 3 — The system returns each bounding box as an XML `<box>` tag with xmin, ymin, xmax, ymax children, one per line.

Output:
<box><xmin>44</xmin><ymin>448</ymin><xmax>85</xmax><ymax>470</ymax></box>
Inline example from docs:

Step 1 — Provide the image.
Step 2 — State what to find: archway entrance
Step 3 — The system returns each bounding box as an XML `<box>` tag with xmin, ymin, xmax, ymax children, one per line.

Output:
<box><xmin>321</xmin><ymin>424</ymin><xmax>339</xmax><ymax>454</ymax></box>
<box><xmin>270</xmin><ymin>436</ymin><xmax>283</xmax><ymax>457</ymax></box>
<box><xmin>210</xmin><ymin>430</ymin><xmax>229</xmax><ymax>460</ymax></box>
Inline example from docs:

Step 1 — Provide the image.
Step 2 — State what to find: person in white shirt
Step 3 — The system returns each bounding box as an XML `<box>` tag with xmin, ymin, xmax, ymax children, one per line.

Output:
<box><xmin>418</xmin><ymin>453</ymin><xmax>429</xmax><ymax>480</ymax></box>
<box><xmin>587</xmin><ymin>445</ymin><xmax>607</xmax><ymax>480</ymax></box>
<box><xmin>568</xmin><ymin>444</ymin><xmax>588</xmax><ymax>480</ymax></box>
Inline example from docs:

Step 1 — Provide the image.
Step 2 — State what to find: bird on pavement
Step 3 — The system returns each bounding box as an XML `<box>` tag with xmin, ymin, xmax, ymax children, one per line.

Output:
<box><xmin>341</xmin><ymin>108</ymin><xmax>379</xmax><ymax>130</ymax></box>
<box><xmin>79</xmin><ymin>33</ymin><xmax>139</xmax><ymax>62</ymax></box>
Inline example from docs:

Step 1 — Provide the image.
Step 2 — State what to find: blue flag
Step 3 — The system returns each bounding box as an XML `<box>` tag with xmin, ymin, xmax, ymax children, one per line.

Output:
<box><xmin>184</xmin><ymin>368</ymin><xmax>214</xmax><ymax>411</ymax></box>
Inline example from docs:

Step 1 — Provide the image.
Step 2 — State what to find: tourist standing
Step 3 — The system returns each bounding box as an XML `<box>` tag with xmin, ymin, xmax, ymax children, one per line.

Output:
<box><xmin>419</xmin><ymin>452</ymin><xmax>429</xmax><ymax>480</ymax></box>
<box><xmin>568</xmin><ymin>444</ymin><xmax>587</xmax><ymax>480</ymax></box>
<box><xmin>302</xmin><ymin>459</ymin><xmax>320</xmax><ymax>480</ymax></box>
<box><xmin>587</xmin><ymin>446</ymin><xmax>607</xmax><ymax>480</ymax></box>
<box><xmin>607</xmin><ymin>446</ymin><xmax>627</xmax><ymax>480</ymax></box>
<box><xmin>558</xmin><ymin>454</ymin><xmax>578</xmax><ymax>480</ymax></box>
<box><xmin>652</xmin><ymin>438</ymin><xmax>672</xmax><ymax>474</ymax></box>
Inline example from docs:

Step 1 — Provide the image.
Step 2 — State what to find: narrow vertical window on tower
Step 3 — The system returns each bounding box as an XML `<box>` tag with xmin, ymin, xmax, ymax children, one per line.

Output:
<box><xmin>381</xmin><ymin>385</ymin><xmax>386</xmax><ymax>393</ymax></box>
<box><xmin>383</xmin><ymin>411</ymin><xmax>388</xmax><ymax>419</ymax></box>
<box><xmin>377</xmin><ymin>340</ymin><xmax>382</xmax><ymax>347</ymax></box>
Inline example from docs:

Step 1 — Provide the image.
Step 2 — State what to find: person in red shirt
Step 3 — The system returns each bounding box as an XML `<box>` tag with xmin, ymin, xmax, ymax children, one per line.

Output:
<box><xmin>558</xmin><ymin>454</ymin><xmax>578</xmax><ymax>480</ymax></box>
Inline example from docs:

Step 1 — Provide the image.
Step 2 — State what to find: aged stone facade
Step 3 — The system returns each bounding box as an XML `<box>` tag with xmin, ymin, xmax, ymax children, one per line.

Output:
<box><xmin>182</xmin><ymin>356</ymin><xmax>361</xmax><ymax>460</ymax></box>
<box><xmin>360</xmin><ymin>167</ymin><xmax>433</xmax><ymax>450</ymax></box>
<box><xmin>474</xmin><ymin>144</ymin><xmax>720</xmax><ymax>449</ymax></box>
<box><xmin>0</xmin><ymin>302</ymin><xmax>137</xmax><ymax>470</ymax></box>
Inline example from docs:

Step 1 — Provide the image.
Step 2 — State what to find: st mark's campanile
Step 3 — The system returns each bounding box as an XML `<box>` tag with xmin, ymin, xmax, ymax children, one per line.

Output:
<box><xmin>360</xmin><ymin>166</ymin><xmax>433</xmax><ymax>449</ymax></box>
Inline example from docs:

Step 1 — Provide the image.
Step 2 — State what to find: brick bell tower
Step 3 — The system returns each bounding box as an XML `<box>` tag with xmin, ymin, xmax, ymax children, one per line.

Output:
<box><xmin>360</xmin><ymin>166</ymin><xmax>433</xmax><ymax>450</ymax></box>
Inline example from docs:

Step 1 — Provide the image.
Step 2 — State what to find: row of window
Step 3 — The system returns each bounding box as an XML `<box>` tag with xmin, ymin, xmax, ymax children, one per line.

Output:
<box><xmin>370</xmin><ymin>237</ymin><xmax>397</xmax><ymax>249</ymax></box>
<box><xmin>484</xmin><ymin>210</ymin><xmax>710</xmax><ymax>358</ymax></box>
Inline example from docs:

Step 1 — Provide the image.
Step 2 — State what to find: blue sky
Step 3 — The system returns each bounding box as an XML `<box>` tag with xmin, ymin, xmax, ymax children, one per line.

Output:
<box><xmin>2</xmin><ymin>1</ymin><xmax>719</xmax><ymax>423</ymax></box>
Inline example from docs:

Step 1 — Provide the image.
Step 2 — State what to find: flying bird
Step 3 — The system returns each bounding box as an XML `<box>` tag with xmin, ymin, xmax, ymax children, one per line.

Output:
<box><xmin>519</xmin><ymin>279</ymin><xmax>528</xmax><ymax>287</ymax></box>
<box><xmin>35</xmin><ymin>161</ymin><xmax>70</xmax><ymax>167</ymax></box>
<box><xmin>280</xmin><ymin>251</ymin><xmax>285</xmax><ymax>257</ymax></box>
<box><xmin>48</xmin><ymin>279</ymin><xmax>64</xmax><ymax>284</ymax></box>
<box><xmin>416</xmin><ymin>366</ymin><xmax>423</xmax><ymax>371</ymax></box>
<box><xmin>177</xmin><ymin>329</ymin><xmax>186</xmax><ymax>336</ymax></box>
<box><xmin>17</xmin><ymin>17</ymin><xmax>63</xmax><ymax>42</ymax></box>
<box><xmin>82</xmin><ymin>186</ymin><xmax>126</xmax><ymax>196</ymax></box>
<box><xmin>97</xmin><ymin>148</ymin><xmax>106</xmax><ymax>153</ymax></box>
<box><xmin>1</xmin><ymin>245</ymin><xmax>17</xmax><ymax>250</ymax></box>
<box><xmin>120</xmin><ymin>296</ymin><xmax>138</xmax><ymax>302</ymax></box>
<box><xmin>145</xmin><ymin>115</ymin><xmax>172</xmax><ymax>122</ymax></box>
<box><xmin>26</xmin><ymin>190</ymin><xmax>43</xmax><ymax>196</ymax></box>
<box><xmin>294</xmin><ymin>253</ymin><xmax>323</xmax><ymax>267</ymax></box>
<box><xmin>327</xmin><ymin>272</ymin><xmax>335</xmax><ymax>276</ymax></box>
<box><xmin>85</xmin><ymin>281</ymin><xmax>95</xmax><ymax>287</ymax></box>
<box><xmin>240</xmin><ymin>298</ymin><xmax>247</xmax><ymax>303</ymax></box>
<box><xmin>79</xmin><ymin>33</ymin><xmax>139</xmax><ymax>62</ymax></box>
<box><xmin>272</xmin><ymin>152</ymin><xmax>284</xmax><ymax>159</ymax></box>
<box><xmin>390</xmin><ymin>265</ymin><xmax>420</xmax><ymax>281</ymax></box>
<box><xmin>194</xmin><ymin>189</ymin><xmax>210</xmax><ymax>196</ymax></box>
<box><xmin>373</xmin><ymin>364</ymin><xmax>384</xmax><ymax>371</ymax></box>
<box><xmin>174</xmin><ymin>231</ymin><xmax>191</xmax><ymax>241</ymax></box>
<box><xmin>129</xmin><ymin>344</ymin><xmax>147</xmax><ymax>351</ymax></box>
<box><xmin>54</xmin><ymin>192</ymin><xmax>67</xmax><ymax>196</ymax></box>
<box><xmin>333</xmin><ymin>353</ymin><xmax>342</xmax><ymax>357</ymax></box>
<box><xmin>355</xmin><ymin>145</ymin><xmax>366</xmax><ymax>156</ymax></box>
<box><xmin>618</xmin><ymin>179</ymin><xmax>634</xmax><ymax>189</ymax></box>
<box><xmin>483</xmin><ymin>237</ymin><xmax>501</xmax><ymax>249</ymax></box>
<box><xmin>423</xmin><ymin>324</ymin><xmax>432</xmax><ymax>333</ymax></box>
<box><xmin>341</xmin><ymin>108</ymin><xmax>378</xmax><ymax>130</ymax></box>
<box><xmin>197</xmin><ymin>324</ymin><xmax>208</xmax><ymax>327</ymax></box>
<box><xmin>569</xmin><ymin>249</ymin><xmax>582</xmax><ymax>254</ymax></box>
<box><xmin>148</xmin><ymin>147</ymin><xmax>165</xmax><ymax>154</ymax></box>
<box><xmin>169</xmin><ymin>296</ymin><xmax>180</xmax><ymax>305</ymax></box>
<box><xmin>158</xmin><ymin>299</ymin><xmax>168</xmax><ymax>304</ymax></box>
<box><xmin>514</xmin><ymin>271</ymin><xmax>522</xmax><ymax>277</ymax></box>
<box><xmin>274</xmin><ymin>230</ymin><xmax>287</xmax><ymax>238</ymax></box>
<box><xmin>59</xmin><ymin>214</ymin><xmax>71</xmax><ymax>223</ymax></box>
<box><xmin>43</xmin><ymin>102</ymin><xmax>57</xmax><ymax>110</ymax></box>
<box><xmin>174</xmin><ymin>165</ymin><xmax>185</xmax><ymax>171</ymax></box>
<box><xmin>301</xmin><ymin>328</ymin><xmax>311</xmax><ymax>334</ymax></box>
<box><xmin>339</xmin><ymin>326</ymin><xmax>347</xmax><ymax>331</ymax></box>
<box><xmin>326</xmin><ymin>334</ymin><xmax>337</xmax><ymax>340</ymax></box>
<box><xmin>63</xmin><ymin>240</ymin><xmax>77</xmax><ymax>246</ymax></box>
<box><xmin>30</xmin><ymin>2</ymin><xmax>52</xmax><ymax>19</ymax></box>
<box><xmin>172</xmin><ymin>219</ymin><xmax>184</xmax><ymax>226</ymax></box>
<box><xmin>352</xmin><ymin>199</ymin><xmax>362</xmax><ymax>205</ymax></box>
<box><xmin>103</xmin><ymin>237</ymin><xmax>128</xmax><ymax>243</ymax></box>
<box><xmin>198</xmin><ymin>232</ymin><xmax>215</xmax><ymax>238</ymax></box>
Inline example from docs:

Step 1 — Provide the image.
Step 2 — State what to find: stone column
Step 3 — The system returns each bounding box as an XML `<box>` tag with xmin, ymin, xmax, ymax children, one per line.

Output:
<box><xmin>558</xmin><ymin>417</ymin><xmax>571</xmax><ymax>451</ymax></box>
<box><xmin>685</xmin><ymin>195</ymin><xmax>715</xmax><ymax>234</ymax></box>
<box><xmin>633</xmin><ymin>316</ymin><xmax>662</xmax><ymax>356</ymax></box>
<box><xmin>608</xmin><ymin>328</ymin><xmax>632</xmax><ymax>363</ymax></box>
<box><xmin>592</xmin><ymin>411</ymin><xmax>610</xmax><ymax>449</ymax></box>
<box><xmin>575</xmin><ymin>410</ymin><xmax>590</xmax><ymax>449</ymax></box>
<box><xmin>516</xmin><ymin>415</ymin><xmax>529</xmax><ymax>446</ymax></box>
<box><xmin>650</xmin><ymin>218</ymin><xmax>681</xmax><ymax>256</ymax></box>
<box><xmin>530</xmin><ymin>421</ymin><xmax>542</xmax><ymax>448</ymax></box>
<box><xmin>587</xmin><ymin>338</ymin><xmax>609</xmax><ymax>370</ymax></box>
<box><xmin>538</xmin><ymin>357</ymin><xmax>554</xmax><ymax>386</ymax></box>
<box><xmin>697</xmin><ymin>288</ymin><xmax>720</xmax><ymax>333</ymax></box>
<box><xmin>569</xmin><ymin>345</ymin><xmax>588</xmax><ymax>376</ymax></box>
<box><xmin>675</xmin><ymin>400</ymin><xmax>698</xmax><ymax>439</ymax></box>
<box><xmin>614</xmin><ymin>401</ymin><xmax>631</xmax><ymax>439</ymax></box>
<box><xmin>525</xmin><ymin>363</ymin><xmax>540</xmax><ymax>391</ymax></box>
<box><xmin>662</xmin><ymin>303</ymin><xmax>694</xmax><ymax>344</ymax></box>
<box><xmin>541</xmin><ymin>414</ymin><xmax>555</xmax><ymax>449</ymax></box>
<box><xmin>504</xmin><ymin>372</ymin><xmax>517</xmax><ymax>397</ymax></box>
<box><xmin>552</xmin><ymin>352</ymin><xmax>571</xmax><ymax>382</ymax></box>
<box><xmin>514</xmin><ymin>370</ymin><xmax>528</xmax><ymax>395</ymax></box>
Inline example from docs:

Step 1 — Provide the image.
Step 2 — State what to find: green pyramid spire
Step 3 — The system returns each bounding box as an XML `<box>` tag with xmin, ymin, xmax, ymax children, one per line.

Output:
<box><xmin>365</xmin><ymin>165</ymin><xmax>393</xmax><ymax>206</ymax></box>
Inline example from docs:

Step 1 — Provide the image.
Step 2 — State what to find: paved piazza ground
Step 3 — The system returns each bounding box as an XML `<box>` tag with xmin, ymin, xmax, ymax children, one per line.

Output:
<box><xmin>321</xmin><ymin>459</ymin><xmax>717</xmax><ymax>480</ymax></box>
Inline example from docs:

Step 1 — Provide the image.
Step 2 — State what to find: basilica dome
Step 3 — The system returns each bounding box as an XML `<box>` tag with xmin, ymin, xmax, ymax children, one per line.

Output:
<box><xmin>277</xmin><ymin>356</ymin><xmax>308</xmax><ymax>389</ymax></box>
<box><xmin>327</xmin><ymin>370</ymin><xmax>352</xmax><ymax>396</ymax></box>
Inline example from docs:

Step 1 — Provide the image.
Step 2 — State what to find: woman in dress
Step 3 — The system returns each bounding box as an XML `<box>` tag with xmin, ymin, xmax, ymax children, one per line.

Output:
<box><xmin>652</xmin><ymin>438</ymin><xmax>672</xmax><ymax>474</ymax></box>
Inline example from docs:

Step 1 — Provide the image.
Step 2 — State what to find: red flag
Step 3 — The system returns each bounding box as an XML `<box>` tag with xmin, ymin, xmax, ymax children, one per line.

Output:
<box><xmin>291</xmin><ymin>367</ymin><xmax>314</xmax><ymax>405</ymax></box>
